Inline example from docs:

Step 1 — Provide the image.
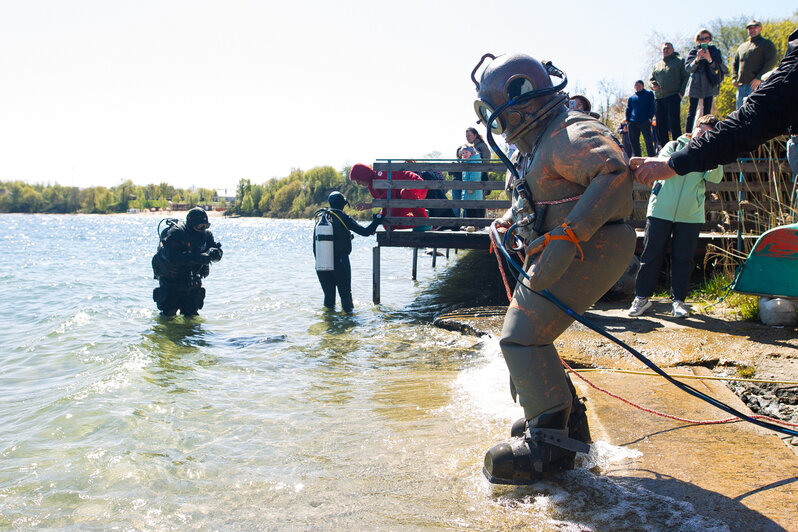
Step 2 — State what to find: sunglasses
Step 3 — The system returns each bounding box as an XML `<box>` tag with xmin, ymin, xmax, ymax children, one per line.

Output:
<box><xmin>195</xmin><ymin>223</ymin><xmax>210</xmax><ymax>230</ymax></box>
<box><xmin>698</xmin><ymin>36</ymin><xmax>710</xmax><ymax>42</ymax></box>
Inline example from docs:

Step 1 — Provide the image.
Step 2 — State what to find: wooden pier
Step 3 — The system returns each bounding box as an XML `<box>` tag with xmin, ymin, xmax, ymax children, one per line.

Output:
<box><xmin>369</xmin><ymin>159</ymin><xmax>792</xmax><ymax>303</ymax></box>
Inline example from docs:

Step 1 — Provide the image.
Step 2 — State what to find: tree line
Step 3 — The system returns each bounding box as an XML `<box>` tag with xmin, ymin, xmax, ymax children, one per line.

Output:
<box><xmin>0</xmin><ymin>180</ymin><xmax>218</xmax><ymax>214</ymax></box>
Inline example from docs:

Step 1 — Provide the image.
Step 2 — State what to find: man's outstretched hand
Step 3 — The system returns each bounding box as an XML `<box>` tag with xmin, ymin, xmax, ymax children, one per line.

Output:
<box><xmin>630</xmin><ymin>156</ymin><xmax>678</xmax><ymax>186</ymax></box>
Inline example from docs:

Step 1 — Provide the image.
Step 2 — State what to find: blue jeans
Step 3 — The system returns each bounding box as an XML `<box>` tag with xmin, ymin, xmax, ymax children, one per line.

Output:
<box><xmin>635</xmin><ymin>217</ymin><xmax>702</xmax><ymax>302</ymax></box>
<box><xmin>736</xmin><ymin>84</ymin><xmax>752</xmax><ymax>109</ymax></box>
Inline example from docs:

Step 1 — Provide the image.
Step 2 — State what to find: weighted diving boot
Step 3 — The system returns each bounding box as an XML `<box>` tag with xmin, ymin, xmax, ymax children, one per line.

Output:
<box><xmin>483</xmin><ymin>406</ymin><xmax>591</xmax><ymax>485</ymax></box>
<box><xmin>510</xmin><ymin>373</ymin><xmax>591</xmax><ymax>446</ymax></box>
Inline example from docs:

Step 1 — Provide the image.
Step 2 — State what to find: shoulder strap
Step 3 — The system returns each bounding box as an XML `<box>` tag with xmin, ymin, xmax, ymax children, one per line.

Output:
<box><xmin>327</xmin><ymin>210</ymin><xmax>350</xmax><ymax>232</ymax></box>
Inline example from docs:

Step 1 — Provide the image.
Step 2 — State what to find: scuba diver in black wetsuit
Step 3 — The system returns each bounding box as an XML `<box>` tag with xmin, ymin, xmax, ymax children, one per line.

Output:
<box><xmin>152</xmin><ymin>207</ymin><xmax>223</xmax><ymax>316</ymax></box>
<box><xmin>313</xmin><ymin>191</ymin><xmax>382</xmax><ymax>312</ymax></box>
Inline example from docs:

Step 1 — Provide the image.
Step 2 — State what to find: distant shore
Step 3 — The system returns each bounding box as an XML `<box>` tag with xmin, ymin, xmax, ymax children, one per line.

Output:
<box><xmin>118</xmin><ymin>209</ymin><xmax>225</xmax><ymax>217</ymax></box>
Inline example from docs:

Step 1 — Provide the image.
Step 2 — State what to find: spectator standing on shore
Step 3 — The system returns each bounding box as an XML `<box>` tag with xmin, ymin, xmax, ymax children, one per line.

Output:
<box><xmin>449</xmin><ymin>146</ymin><xmax>464</xmax><ymax>216</ymax></box>
<box><xmin>457</xmin><ymin>145</ymin><xmax>483</xmax><ymax>224</ymax></box>
<box><xmin>631</xmin><ymin>28</ymin><xmax>798</xmax><ymax>185</ymax></box>
<box><xmin>733</xmin><ymin>20</ymin><xmax>778</xmax><ymax>109</ymax></box>
<box><xmin>684</xmin><ymin>29</ymin><xmax>728</xmax><ymax>132</ymax></box>
<box><xmin>465</xmin><ymin>126</ymin><xmax>491</xmax><ymax>185</ymax></box>
<box><xmin>650</xmin><ymin>42</ymin><xmax>688</xmax><ymax>146</ymax></box>
<box><xmin>628</xmin><ymin>115</ymin><xmax>723</xmax><ymax>319</ymax></box>
<box><xmin>569</xmin><ymin>94</ymin><xmax>601</xmax><ymax>119</ymax></box>
<box><xmin>625</xmin><ymin>80</ymin><xmax>656</xmax><ymax>156</ymax></box>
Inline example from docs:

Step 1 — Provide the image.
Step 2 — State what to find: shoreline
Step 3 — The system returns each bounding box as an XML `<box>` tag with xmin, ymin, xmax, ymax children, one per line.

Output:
<box><xmin>434</xmin><ymin>298</ymin><xmax>798</xmax><ymax>449</ymax></box>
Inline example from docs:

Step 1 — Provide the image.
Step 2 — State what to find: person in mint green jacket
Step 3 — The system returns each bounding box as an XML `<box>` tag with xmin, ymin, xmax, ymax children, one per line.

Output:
<box><xmin>629</xmin><ymin>114</ymin><xmax>723</xmax><ymax>318</ymax></box>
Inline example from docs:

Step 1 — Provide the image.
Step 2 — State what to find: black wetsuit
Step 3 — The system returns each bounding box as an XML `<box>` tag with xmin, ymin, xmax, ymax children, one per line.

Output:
<box><xmin>153</xmin><ymin>223</ymin><xmax>222</xmax><ymax>316</ymax></box>
<box><xmin>314</xmin><ymin>209</ymin><xmax>379</xmax><ymax>311</ymax></box>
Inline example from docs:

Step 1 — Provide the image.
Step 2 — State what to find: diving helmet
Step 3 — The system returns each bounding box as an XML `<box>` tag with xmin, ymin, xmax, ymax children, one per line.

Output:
<box><xmin>472</xmin><ymin>53</ymin><xmax>568</xmax><ymax>152</ymax></box>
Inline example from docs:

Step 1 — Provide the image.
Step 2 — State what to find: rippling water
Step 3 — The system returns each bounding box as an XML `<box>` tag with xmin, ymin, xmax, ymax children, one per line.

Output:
<box><xmin>0</xmin><ymin>214</ymin><xmax>728</xmax><ymax>530</ymax></box>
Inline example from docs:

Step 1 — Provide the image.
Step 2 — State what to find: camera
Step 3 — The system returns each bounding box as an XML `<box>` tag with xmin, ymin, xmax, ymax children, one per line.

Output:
<box><xmin>700</xmin><ymin>43</ymin><xmax>708</xmax><ymax>50</ymax></box>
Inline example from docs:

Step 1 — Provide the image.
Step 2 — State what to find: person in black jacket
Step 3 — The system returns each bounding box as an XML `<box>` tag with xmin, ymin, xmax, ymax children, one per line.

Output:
<box><xmin>153</xmin><ymin>207</ymin><xmax>223</xmax><ymax>316</ymax></box>
<box><xmin>314</xmin><ymin>191</ymin><xmax>382</xmax><ymax>312</ymax></box>
<box><xmin>684</xmin><ymin>29</ymin><xmax>728</xmax><ymax>133</ymax></box>
<box><xmin>633</xmin><ymin>28</ymin><xmax>798</xmax><ymax>185</ymax></box>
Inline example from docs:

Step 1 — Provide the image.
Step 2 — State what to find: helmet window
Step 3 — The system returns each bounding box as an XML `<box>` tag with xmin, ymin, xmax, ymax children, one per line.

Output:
<box><xmin>474</xmin><ymin>100</ymin><xmax>503</xmax><ymax>134</ymax></box>
<box><xmin>506</xmin><ymin>77</ymin><xmax>535</xmax><ymax>101</ymax></box>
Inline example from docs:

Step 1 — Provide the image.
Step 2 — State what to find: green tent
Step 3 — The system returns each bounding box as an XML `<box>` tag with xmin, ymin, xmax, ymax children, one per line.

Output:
<box><xmin>732</xmin><ymin>223</ymin><xmax>798</xmax><ymax>298</ymax></box>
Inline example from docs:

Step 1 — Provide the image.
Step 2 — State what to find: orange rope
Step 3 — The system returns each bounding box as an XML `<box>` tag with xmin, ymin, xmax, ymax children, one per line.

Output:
<box><xmin>543</xmin><ymin>223</ymin><xmax>584</xmax><ymax>260</ymax></box>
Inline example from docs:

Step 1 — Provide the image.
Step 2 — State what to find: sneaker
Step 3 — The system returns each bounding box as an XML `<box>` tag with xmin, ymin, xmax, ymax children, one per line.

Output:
<box><xmin>672</xmin><ymin>300</ymin><xmax>690</xmax><ymax>318</ymax></box>
<box><xmin>628</xmin><ymin>297</ymin><xmax>652</xmax><ymax>317</ymax></box>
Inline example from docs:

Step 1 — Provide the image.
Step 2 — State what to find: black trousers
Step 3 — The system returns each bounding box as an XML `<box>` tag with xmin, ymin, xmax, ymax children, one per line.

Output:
<box><xmin>654</xmin><ymin>94</ymin><xmax>682</xmax><ymax>147</ymax></box>
<box><xmin>685</xmin><ymin>96</ymin><xmax>713</xmax><ymax>133</ymax></box>
<box><xmin>628</xmin><ymin>120</ymin><xmax>656</xmax><ymax>156</ymax></box>
<box><xmin>154</xmin><ymin>282</ymin><xmax>205</xmax><ymax>316</ymax></box>
<box><xmin>635</xmin><ymin>217</ymin><xmax>702</xmax><ymax>301</ymax></box>
<box><xmin>316</xmin><ymin>254</ymin><xmax>353</xmax><ymax>311</ymax></box>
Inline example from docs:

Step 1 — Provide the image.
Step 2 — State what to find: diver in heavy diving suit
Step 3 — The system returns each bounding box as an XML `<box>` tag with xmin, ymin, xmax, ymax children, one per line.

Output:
<box><xmin>472</xmin><ymin>53</ymin><xmax>635</xmax><ymax>483</ymax></box>
<box><xmin>152</xmin><ymin>207</ymin><xmax>223</xmax><ymax>316</ymax></box>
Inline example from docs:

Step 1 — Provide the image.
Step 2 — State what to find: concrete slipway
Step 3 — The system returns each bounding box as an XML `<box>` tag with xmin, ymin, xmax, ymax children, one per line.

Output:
<box><xmin>435</xmin><ymin>300</ymin><xmax>798</xmax><ymax>530</ymax></box>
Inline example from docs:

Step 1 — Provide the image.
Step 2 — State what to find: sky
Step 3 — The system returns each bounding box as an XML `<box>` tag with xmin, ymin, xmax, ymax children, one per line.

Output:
<box><xmin>0</xmin><ymin>0</ymin><xmax>795</xmax><ymax>191</ymax></box>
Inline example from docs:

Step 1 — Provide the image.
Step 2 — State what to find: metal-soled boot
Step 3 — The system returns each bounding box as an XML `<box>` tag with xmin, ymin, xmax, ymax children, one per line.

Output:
<box><xmin>511</xmin><ymin>373</ymin><xmax>591</xmax><ymax>445</ymax></box>
<box><xmin>483</xmin><ymin>407</ymin><xmax>590</xmax><ymax>485</ymax></box>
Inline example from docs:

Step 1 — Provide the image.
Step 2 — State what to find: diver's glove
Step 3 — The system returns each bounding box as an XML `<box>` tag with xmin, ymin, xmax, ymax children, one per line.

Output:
<box><xmin>369</xmin><ymin>213</ymin><xmax>384</xmax><ymax>235</ymax></box>
<box><xmin>523</xmin><ymin>223</ymin><xmax>583</xmax><ymax>291</ymax></box>
<box><xmin>208</xmin><ymin>247</ymin><xmax>223</xmax><ymax>262</ymax></box>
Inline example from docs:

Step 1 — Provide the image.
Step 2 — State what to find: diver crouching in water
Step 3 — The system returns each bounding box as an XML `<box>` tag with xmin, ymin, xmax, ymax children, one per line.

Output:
<box><xmin>314</xmin><ymin>191</ymin><xmax>382</xmax><ymax>312</ymax></box>
<box><xmin>152</xmin><ymin>207</ymin><xmax>223</xmax><ymax>317</ymax></box>
<box><xmin>472</xmin><ymin>53</ymin><xmax>635</xmax><ymax>484</ymax></box>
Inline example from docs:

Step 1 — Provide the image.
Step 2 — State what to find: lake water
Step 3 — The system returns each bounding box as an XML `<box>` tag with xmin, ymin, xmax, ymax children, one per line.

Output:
<box><xmin>0</xmin><ymin>214</ymin><xmax>729</xmax><ymax>530</ymax></box>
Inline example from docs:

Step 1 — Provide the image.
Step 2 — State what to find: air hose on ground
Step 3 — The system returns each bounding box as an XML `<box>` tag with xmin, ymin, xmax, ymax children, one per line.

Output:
<box><xmin>489</xmin><ymin>221</ymin><xmax>798</xmax><ymax>438</ymax></box>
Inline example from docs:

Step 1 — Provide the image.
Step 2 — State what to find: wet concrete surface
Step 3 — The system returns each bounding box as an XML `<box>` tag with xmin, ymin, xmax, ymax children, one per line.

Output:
<box><xmin>435</xmin><ymin>298</ymin><xmax>798</xmax><ymax>529</ymax></box>
<box><xmin>581</xmin><ymin>368</ymin><xmax>798</xmax><ymax>530</ymax></box>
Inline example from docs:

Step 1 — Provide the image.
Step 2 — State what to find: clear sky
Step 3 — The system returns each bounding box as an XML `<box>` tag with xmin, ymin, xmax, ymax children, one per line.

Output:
<box><xmin>0</xmin><ymin>1</ymin><xmax>794</xmax><ymax>191</ymax></box>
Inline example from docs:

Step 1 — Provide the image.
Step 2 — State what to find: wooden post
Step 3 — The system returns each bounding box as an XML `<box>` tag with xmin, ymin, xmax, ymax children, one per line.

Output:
<box><xmin>412</xmin><ymin>247</ymin><xmax>418</xmax><ymax>280</ymax></box>
<box><xmin>446</xmin><ymin>248</ymin><xmax>450</xmax><ymax>259</ymax></box>
<box><xmin>432</xmin><ymin>247</ymin><xmax>437</xmax><ymax>268</ymax></box>
<box><xmin>373</xmin><ymin>246</ymin><xmax>380</xmax><ymax>304</ymax></box>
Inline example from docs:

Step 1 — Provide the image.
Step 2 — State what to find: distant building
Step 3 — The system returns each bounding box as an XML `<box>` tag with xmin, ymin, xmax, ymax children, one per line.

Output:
<box><xmin>215</xmin><ymin>188</ymin><xmax>236</xmax><ymax>203</ymax></box>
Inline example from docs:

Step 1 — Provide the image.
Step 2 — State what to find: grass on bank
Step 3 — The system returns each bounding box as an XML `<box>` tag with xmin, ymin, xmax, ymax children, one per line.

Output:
<box><xmin>650</xmin><ymin>273</ymin><xmax>758</xmax><ymax>320</ymax></box>
<box><xmin>689</xmin><ymin>273</ymin><xmax>759</xmax><ymax>320</ymax></box>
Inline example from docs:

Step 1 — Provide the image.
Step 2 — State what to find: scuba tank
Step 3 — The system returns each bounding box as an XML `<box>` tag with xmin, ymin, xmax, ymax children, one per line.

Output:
<box><xmin>314</xmin><ymin>211</ymin><xmax>335</xmax><ymax>271</ymax></box>
<box><xmin>151</xmin><ymin>218</ymin><xmax>179</xmax><ymax>279</ymax></box>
